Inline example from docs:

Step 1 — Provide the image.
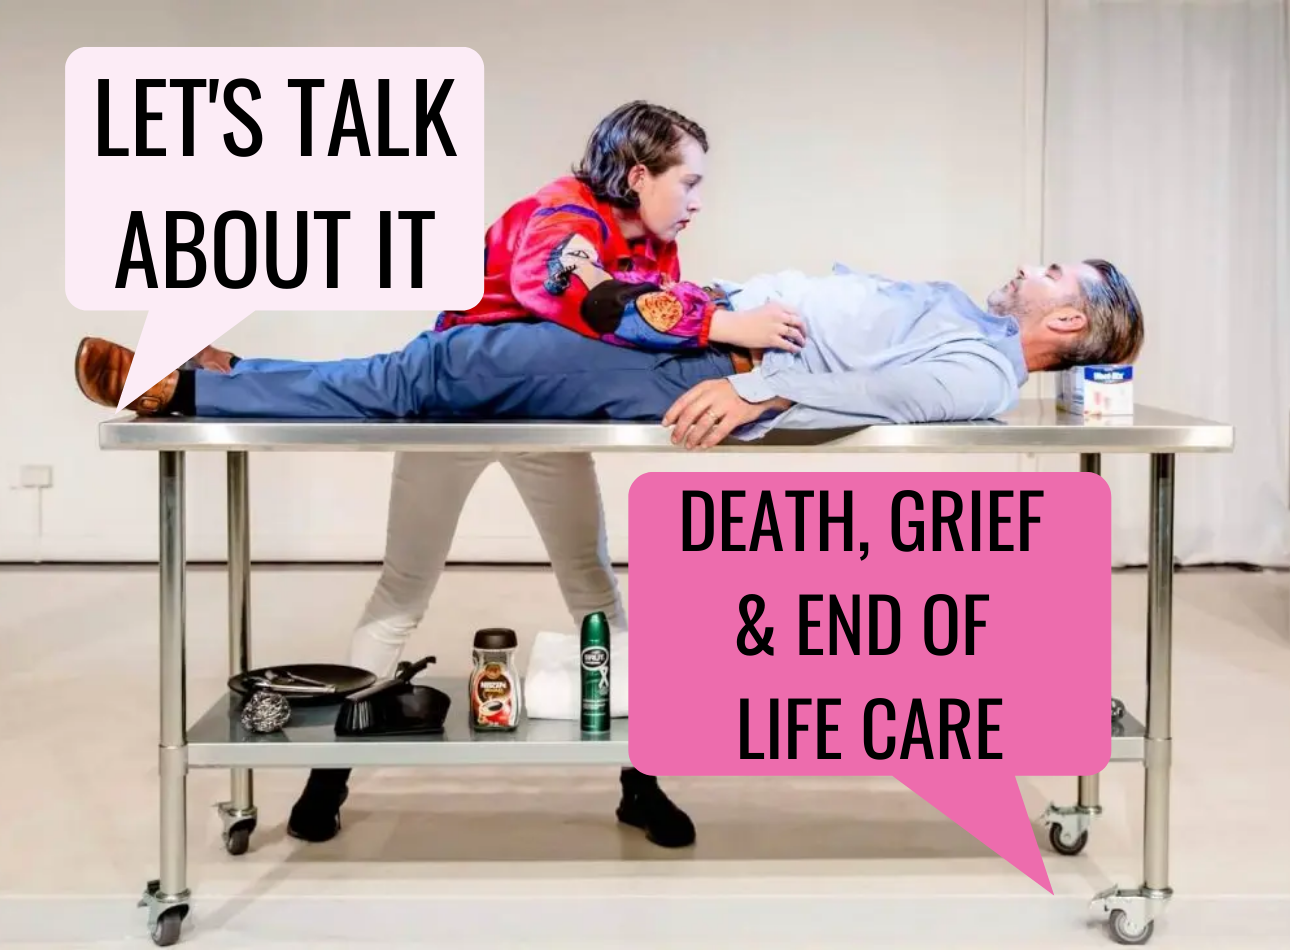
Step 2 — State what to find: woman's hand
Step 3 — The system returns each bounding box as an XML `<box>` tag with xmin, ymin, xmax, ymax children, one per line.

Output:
<box><xmin>709</xmin><ymin>302</ymin><xmax>806</xmax><ymax>353</ymax></box>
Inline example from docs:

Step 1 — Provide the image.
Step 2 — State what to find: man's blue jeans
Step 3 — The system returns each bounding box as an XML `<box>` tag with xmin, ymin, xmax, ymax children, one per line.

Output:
<box><xmin>194</xmin><ymin>322</ymin><xmax>736</xmax><ymax>420</ymax></box>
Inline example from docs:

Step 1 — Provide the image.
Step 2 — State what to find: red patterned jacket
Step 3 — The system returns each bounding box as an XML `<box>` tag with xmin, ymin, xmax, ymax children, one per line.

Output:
<box><xmin>435</xmin><ymin>176</ymin><xmax>721</xmax><ymax>349</ymax></box>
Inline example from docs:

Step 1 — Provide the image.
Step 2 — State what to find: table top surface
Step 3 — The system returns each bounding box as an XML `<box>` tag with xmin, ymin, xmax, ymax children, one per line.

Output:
<box><xmin>97</xmin><ymin>401</ymin><xmax>1234</xmax><ymax>454</ymax></box>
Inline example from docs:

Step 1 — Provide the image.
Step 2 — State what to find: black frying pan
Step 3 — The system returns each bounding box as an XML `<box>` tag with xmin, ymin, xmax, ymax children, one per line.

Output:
<box><xmin>229</xmin><ymin>663</ymin><xmax>378</xmax><ymax>706</ymax></box>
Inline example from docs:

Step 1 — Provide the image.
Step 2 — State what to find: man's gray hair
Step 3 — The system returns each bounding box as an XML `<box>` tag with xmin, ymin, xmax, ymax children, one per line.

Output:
<box><xmin>1054</xmin><ymin>259</ymin><xmax>1146</xmax><ymax>370</ymax></box>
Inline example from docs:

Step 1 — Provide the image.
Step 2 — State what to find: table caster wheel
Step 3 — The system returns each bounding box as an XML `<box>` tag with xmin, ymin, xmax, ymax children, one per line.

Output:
<box><xmin>218</xmin><ymin>807</ymin><xmax>258</xmax><ymax>857</ymax></box>
<box><xmin>223</xmin><ymin>821</ymin><xmax>254</xmax><ymax>856</ymax></box>
<box><xmin>1048</xmin><ymin>821</ymin><xmax>1089</xmax><ymax>856</ymax></box>
<box><xmin>151</xmin><ymin>907</ymin><xmax>186</xmax><ymax>946</ymax></box>
<box><xmin>1108</xmin><ymin>908</ymin><xmax>1154</xmax><ymax>945</ymax></box>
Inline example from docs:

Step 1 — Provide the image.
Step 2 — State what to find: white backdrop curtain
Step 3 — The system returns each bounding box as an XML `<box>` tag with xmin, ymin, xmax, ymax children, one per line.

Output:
<box><xmin>1043</xmin><ymin>0</ymin><xmax>1290</xmax><ymax>567</ymax></box>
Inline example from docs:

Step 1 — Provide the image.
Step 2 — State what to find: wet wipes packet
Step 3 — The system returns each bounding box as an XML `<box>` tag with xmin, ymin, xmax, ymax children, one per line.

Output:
<box><xmin>1057</xmin><ymin>365</ymin><xmax>1134</xmax><ymax>416</ymax></box>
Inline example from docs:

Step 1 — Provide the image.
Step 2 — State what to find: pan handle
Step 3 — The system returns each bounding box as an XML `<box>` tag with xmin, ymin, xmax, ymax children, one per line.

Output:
<box><xmin>395</xmin><ymin>655</ymin><xmax>437</xmax><ymax>682</ymax></box>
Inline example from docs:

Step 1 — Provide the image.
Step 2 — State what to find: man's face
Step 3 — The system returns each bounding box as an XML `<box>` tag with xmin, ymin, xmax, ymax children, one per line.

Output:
<box><xmin>987</xmin><ymin>262</ymin><xmax>1094</xmax><ymax>322</ymax></box>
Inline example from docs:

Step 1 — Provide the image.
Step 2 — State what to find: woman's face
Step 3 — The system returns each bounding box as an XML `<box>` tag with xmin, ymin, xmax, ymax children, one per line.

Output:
<box><xmin>629</xmin><ymin>134</ymin><xmax>705</xmax><ymax>244</ymax></box>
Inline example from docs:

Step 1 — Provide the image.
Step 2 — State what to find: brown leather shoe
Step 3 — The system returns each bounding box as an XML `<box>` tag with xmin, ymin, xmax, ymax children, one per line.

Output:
<box><xmin>187</xmin><ymin>344</ymin><xmax>237</xmax><ymax>373</ymax></box>
<box><xmin>74</xmin><ymin>337</ymin><xmax>178</xmax><ymax>415</ymax></box>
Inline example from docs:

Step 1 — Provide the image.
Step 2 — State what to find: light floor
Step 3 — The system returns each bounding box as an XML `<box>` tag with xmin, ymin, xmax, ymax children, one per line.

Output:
<box><xmin>0</xmin><ymin>565</ymin><xmax>1287</xmax><ymax>949</ymax></box>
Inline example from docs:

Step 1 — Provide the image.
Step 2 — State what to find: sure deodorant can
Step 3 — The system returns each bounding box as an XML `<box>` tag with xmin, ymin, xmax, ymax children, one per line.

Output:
<box><xmin>580</xmin><ymin>611</ymin><xmax>611</xmax><ymax>734</ymax></box>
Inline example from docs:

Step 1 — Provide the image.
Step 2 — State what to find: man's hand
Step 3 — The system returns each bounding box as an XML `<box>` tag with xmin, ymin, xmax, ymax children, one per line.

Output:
<box><xmin>663</xmin><ymin>379</ymin><xmax>789</xmax><ymax>450</ymax></box>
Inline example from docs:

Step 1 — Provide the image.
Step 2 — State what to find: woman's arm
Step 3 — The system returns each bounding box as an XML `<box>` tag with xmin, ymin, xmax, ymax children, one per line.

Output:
<box><xmin>509</xmin><ymin>207</ymin><xmax>716</xmax><ymax>350</ymax></box>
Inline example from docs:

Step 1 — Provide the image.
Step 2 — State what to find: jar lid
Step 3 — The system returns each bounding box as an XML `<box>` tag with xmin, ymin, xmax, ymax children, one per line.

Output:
<box><xmin>473</xmin><ymin>627</ymin><xmax>518</xmax><ymax>650</ymax></box>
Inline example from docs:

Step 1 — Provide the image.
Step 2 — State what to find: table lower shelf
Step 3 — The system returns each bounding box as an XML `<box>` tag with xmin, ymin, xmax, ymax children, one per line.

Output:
<box><xmin>185</xmin><ymin>677</ymin><xmax>1147</xmax><ymax>770</ymax></box>
<box><xmin>1109</xmin><ymin>710</ymin><xmax>1145</xmax><ymax>762</ymax></box>
<box><xmin>188</xmin><ymin>677</ymin><xmax>629</xmax><ymax>767</ymax></box>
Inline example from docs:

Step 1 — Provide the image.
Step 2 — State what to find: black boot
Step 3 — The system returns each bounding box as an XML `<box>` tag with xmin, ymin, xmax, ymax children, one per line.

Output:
<box><xmin>287</xmin><ymin>768</ymin><xmax>351</xmax><ymax>843</ymax></box>
<box><xmin>616</xmin><ymin>767</ymin><xmax>695</xmax><ymax>848</ymax></box>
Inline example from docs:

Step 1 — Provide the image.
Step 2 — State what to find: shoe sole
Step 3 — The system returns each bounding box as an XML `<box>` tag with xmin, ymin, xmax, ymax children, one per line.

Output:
<box><xmin>286</xmin><ymin>788</ymin><xmax>349</xmax><ymax>844</ymax></box>
<box><xmin>616</xmin><ymin>805</ymin><xmax>695</xmax><ymax>849</ymax></box>
<box><xmin>74</xmin><ymin>336</ymin><xmax>125</xmax><ymax>410</ymax></box>
<box><xmin>286</xmin><ymin>818</ymin><xmax>341</xmax><ymax>844</ymax></box>
<box><xmin>73</xmin><ymin>337</ymin><xmax>96</xmax><ymax>404</ymax></box>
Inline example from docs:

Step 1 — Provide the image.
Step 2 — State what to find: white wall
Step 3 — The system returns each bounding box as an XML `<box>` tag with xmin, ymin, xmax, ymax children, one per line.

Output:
<box><xmin>1040</xmin><ymin>0</ymin><xmax>1290</xmax><ymax>568</ymax></box>
<box><xmin>0</xmin><ymin>0</ymin><xmax>1047</xmax><ymax>563</ymax></box>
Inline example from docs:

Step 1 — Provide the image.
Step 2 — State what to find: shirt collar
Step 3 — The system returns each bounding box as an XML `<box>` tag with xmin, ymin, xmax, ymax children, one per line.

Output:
<box><xmin>972</xmin><ymin>310</ymin><xmax>1029</xmax><ymax>387</ymax></box>
<box><xmin>992</xmin><ymin>327</ymin><xmax>1030</xmax><ymax>388</ymax></box>
<box><xmin>941</xmin><ymin>284</ymin><xmax>1030</xmax><ymax>387</ymax></box>
<box><xmin>627</xmin><ymin>235</ymin><xmax>661</xmax><ymax>266</ymax></box>
<box><xmin>584</xmin><ymin>187</ymin><xmax>669</xmax><ymax>268</ymax></box>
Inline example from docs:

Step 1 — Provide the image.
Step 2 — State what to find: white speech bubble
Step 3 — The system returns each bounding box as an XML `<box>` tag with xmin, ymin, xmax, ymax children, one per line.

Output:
<box><xmin>65</xmin><ymin>46</ymin><xmax>485</xmax><ymax>408</ymax></box>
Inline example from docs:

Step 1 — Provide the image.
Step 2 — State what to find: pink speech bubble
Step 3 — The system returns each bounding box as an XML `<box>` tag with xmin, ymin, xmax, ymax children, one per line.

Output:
<box><xmin>64</xmin><ymin>47</ymin><xmax>484</xmax><ymax>408</ymax></box>
<box><xmin>626</xmin><ymin>472</ymin><xmax>1112</xmax><ymax>893</ymax></box>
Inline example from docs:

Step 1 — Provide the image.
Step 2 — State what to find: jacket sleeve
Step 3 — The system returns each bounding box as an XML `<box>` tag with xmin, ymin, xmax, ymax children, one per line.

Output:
<box><xmin>508</xmin><ymin>204</ymin><xmax>717</xmax><ymax>350</ymax></box>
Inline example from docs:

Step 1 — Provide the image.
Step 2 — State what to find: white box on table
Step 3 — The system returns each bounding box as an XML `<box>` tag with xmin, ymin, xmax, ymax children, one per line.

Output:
<box><xmin>1056</xmin><ymin>364</ymin><xmax>1134</xmax><ymax>416</ymax></box>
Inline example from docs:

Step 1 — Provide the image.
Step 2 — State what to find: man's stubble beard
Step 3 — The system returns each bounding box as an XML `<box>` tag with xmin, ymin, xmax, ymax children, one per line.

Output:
<box><xmin>985</xmin><ymin>287</ymin><xmax>1012</xmax><ymax>316</ymax></box>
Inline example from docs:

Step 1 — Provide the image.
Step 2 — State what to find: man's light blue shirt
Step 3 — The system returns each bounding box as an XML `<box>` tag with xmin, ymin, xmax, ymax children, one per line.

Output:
<box><xmin>719</xmin><ymin>263</ymin><xmax>1029</xmax><ymax>438</ymax></box>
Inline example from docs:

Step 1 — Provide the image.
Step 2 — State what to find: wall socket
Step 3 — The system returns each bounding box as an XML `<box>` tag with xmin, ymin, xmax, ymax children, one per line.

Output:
<box><xmin>18</xmin><ymin>465</ymin><xmax>53</xmax><ymax>489</ymax></box>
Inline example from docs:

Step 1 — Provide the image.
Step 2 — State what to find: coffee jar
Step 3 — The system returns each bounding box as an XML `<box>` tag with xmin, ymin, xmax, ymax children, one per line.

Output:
<box><xmin>469</xmin><ymin>627</ymin><xmax>522</xmax><ymax>731</ymax></box>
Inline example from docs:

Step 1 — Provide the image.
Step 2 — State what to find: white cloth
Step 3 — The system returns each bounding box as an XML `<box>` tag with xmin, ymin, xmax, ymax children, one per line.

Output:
<box><xmin>347</xmin><ymin>450</ymin><xmax>627</xmax><ymax>677</ymax></box>
<box><xmin>1046</xmin><ymin>0</ymin><xmax>1290</xmax><ymax>567</ymax></box>
<box><xmin>523</xmin><ymin>629</ymin><xmax>629</xmax><ymax>720</ymax></box>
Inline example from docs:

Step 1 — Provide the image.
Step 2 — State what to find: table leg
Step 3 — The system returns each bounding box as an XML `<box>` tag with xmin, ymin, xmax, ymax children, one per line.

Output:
<box><xmin>1142</xmin><ymin>452</ymin><xmax>1175</xmax><ymax>896</ymax></box>
<box><xmin>219</xmin><ymin>451</ymin><xmax>258</xmax><ymax>856</ymax></box>
<box><xmin>1039</xmin><ymin>452</ymin><xmax>1105</xmax><ymax>858</ymax></box>
<box><xmin>139</xmin><ymin>451</ymin><xmax>191</xmax><ymax>946</ymax></box>
<box><xmin>1078</xmin><ymin>452</ymin><xmax>1104</xmax><ymax>812</ymax></box>
<box><xmin>1090</xmin><ymin>452</ymin><xmax>1175</xmax><ymax>946</ymax></box>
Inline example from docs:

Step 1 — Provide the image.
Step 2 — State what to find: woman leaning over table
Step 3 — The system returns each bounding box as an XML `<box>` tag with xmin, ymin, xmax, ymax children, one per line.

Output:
<box><xmin>277</xmin><ymin>101</ymin><xmax>806</xmax><ymax>849</ymax></box>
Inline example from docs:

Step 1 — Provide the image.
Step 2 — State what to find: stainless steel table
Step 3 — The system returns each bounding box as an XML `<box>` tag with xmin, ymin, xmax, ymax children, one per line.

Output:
<box><xmin>98</xmin><ymin>401</ymin><xmax>1235</xmax><ymax>947</ymax></box>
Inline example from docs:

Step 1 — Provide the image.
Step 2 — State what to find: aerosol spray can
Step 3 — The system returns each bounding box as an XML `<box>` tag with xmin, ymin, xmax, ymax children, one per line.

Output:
<box><xmin>580</xmin><ymin>611</ymin><xmax>611</xmax><ymax>735</ymax></box>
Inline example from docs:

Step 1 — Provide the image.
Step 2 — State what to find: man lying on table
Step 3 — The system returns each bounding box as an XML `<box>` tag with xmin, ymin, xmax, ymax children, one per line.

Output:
<box><xmin>75</xmin><ymin>259</ymin><xmax>1144</xmax><ymax>449</ymax></box>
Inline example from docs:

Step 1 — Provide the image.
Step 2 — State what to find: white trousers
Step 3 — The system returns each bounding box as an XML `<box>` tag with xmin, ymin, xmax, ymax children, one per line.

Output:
<box><xmin>348</xmin><ymin>450</ymin><xmax>627</xmax><ymax>677</ymax></box>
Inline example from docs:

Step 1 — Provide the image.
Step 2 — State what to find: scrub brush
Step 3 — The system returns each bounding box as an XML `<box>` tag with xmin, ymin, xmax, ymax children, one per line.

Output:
<box><xmin>334</xmin><ymin>655</ymin><xmax>435</xmax><ymax>736</ymax></box>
